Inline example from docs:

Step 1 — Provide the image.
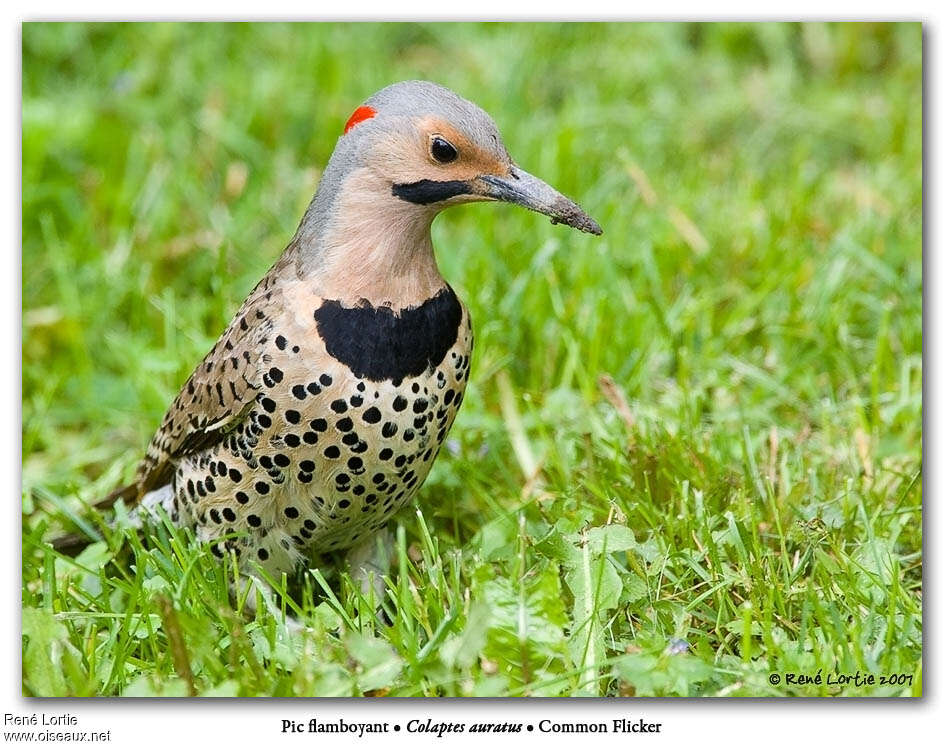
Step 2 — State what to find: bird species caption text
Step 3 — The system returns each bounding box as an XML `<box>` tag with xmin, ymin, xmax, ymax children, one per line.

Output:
<box><xmin>280</xmin><ymin>718</ymin><xmax>662</xmax><ymax>738</ymax></box>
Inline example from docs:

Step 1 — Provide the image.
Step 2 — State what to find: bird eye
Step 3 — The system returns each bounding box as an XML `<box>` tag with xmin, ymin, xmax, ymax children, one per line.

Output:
<box><xmin>430</xmin><ymin>136</ymin><xmax>458</xmax><ymax>164</ymax></box>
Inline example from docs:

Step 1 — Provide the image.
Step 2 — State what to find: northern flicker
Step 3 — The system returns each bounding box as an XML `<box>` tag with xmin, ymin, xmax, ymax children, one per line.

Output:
<box><xmin>56</xmin><ymin>81</ymin><xmax>601</xmax><ymax>588</ymax></box>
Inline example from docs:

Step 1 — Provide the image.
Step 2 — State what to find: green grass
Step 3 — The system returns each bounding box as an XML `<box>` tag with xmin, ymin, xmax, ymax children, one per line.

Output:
<box><xmin>22</xmin><ymin>22</ymin><xmax>922</xmax><ymax>697</ymax></box>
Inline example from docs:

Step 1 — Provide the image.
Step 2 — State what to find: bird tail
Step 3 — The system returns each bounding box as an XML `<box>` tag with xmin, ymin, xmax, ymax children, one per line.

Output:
<box><xmin>49</xmin><ymin>530</ymin><xmax>99</xmax><ymax>557</ymax></box>
<box><xmin>48</xmin><ymin>482</ymin><xmax>141</xmax><ymax>557</ymax></box>
<box><xmin>96</xmin><ymin>482</ymin><xmax>141</xmax><ymax>512</ymax></box>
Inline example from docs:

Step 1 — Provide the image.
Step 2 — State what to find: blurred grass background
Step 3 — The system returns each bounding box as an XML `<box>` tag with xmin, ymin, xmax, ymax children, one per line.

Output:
<box><xmin>22</xmin><ymin>22</ymin><xmax>921</xmax><ymax>697</ymax></box>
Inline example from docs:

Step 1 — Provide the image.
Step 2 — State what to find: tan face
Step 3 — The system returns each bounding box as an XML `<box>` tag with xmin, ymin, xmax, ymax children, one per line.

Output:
<box><xmin>366</xmin><ymin>115</ymin><xmax>512</xmax><ymax>193</ymax></box>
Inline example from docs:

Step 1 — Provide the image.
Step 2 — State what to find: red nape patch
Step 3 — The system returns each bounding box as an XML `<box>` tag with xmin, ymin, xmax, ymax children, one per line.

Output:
<box><xmin>344</xmin><ymin>105</ymin><xmax>376</xmax><ymax>134</ymax></box>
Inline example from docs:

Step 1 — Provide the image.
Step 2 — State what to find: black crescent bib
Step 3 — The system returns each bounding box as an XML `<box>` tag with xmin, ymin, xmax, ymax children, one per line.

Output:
<box><xmin>314</xmin><ymin>287</ymin><xmax>463</xmax><ymax>383</ymax></box>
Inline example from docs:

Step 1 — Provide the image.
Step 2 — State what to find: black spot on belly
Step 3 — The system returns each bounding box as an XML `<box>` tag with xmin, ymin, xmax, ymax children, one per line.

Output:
<box><xmin>314</xmin><ymin>287</ymin><xmax>463</xmax><ymax>382</ymax></box>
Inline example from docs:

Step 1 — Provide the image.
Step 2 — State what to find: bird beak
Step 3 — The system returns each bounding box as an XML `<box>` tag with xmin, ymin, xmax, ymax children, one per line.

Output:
<box><xmin>476</xmin><ymin>167</ymin><xmax>602</xmax><ymax>236</ymax></box>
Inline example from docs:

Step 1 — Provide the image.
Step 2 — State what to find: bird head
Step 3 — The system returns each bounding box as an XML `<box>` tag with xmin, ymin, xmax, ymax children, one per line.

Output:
<box><xmin>350</xmin><ymin>81</ymin><xmax>603</xmax><ymax>235</ymax></box>
<box><xmin>297</xmin><ymin>81</ymin><xmax>600</xmax><ymax>301</ymax></box>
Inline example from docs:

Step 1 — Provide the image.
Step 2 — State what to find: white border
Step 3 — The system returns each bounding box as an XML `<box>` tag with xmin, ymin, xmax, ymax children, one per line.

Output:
<box><xmin>5</xmin><ymin>5</ymin><xmax>937</xmax><ymax>745</ymax></box>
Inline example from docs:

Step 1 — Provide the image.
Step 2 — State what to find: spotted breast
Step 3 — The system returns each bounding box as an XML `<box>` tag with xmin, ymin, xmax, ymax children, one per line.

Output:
<box><xmin>165</xmin><ymin>273</ymin><xmax>472</xmax><ymax>578</ymax></box>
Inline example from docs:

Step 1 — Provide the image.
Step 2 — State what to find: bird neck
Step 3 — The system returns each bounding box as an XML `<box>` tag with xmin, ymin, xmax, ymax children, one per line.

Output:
<box><xmin>293</xmin><ymin>166</ymin><xmax>446</xmax><ymax>310</ymax></box>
